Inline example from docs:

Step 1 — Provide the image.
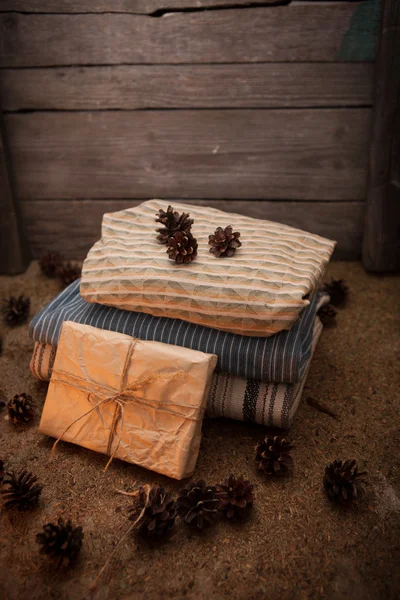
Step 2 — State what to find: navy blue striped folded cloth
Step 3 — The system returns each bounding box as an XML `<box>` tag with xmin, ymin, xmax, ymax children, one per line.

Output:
<box><xmin>29</xmin><ymin>279</ymin><xmax>319</xmax><ymax>384</ymax></box>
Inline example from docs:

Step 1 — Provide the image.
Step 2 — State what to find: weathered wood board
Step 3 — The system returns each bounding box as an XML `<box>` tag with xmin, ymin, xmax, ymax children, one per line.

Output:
<box><xmin>0</xmin><ymin>0</ymin><xmax>279</xmax><ymax>12</ymax></box>
<box><xmin>363</xmin><ymin>0</ymin><xmax>400</xmax><ymax>271</ymax></box>
<box><xmin>4</xmin><ymin>109</ymin><xmax>371</xmax><ymax>201</ymax></box>
<box><xmin>0</xmin><ymin>5</ymin><xmax>363</xmax><ymax>66</ymax></box>
<box><xmin>0</xmin><ymin>118</ymin><xmax>30</xmax><ymax>273</ymax></box>
<box><xmin>21</xmin><ymin>199</ymin><xmax>364</xmax><ymax>260</ymax></box>
<box><xmin>1</xmin><ymin>64</ymin><xmax>374</xmax><ymax>111</ymax></box>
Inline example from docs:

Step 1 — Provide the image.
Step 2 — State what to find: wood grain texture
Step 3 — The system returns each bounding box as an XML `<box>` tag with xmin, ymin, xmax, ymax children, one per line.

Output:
<box><xmin>4</xmin><ymin>109</ymin><xmax>371</xmax><ymax>201</ymax></box>
<box><xmin>20</xmin><ymin>199</ymin><xmax>365</xmax><ymax>260</ymax></box>
<box><xmin>362</xmin><ymin>0</ymin><xmax>400</xmax><ymax>271</ymax></box>
<box><xmin>0</xmin><ymin>5</ymin><xmax>361</xmax><ymax>66</ymax></box>
<box><xmin>1</xmin><ymin>64</ymin><xmax>374</xmax><ymax>111</ymax></box>
<box><xmin>0</xmin><ymin>117</ymin><xmax>30</xmax><ymax>273</ymax></box>
<box><xmin>0</xmin><ymin>0</ymin><xmax>279</xmax><ymax>13</ymax></box>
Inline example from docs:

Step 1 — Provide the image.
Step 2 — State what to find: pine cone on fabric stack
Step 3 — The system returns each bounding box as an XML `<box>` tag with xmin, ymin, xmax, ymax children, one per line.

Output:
<box><xmin>323</xmin><ymin>459</ymin><xmax>366</xmax><ymax>504</ymax></box>
<box><xmin>127</xmin><ymin>484</ymin><xmax>177</xmax><ymax>539</ymax></box>
<box><xmin>39</xmin><ymin>251</ymin><xmax>64</xmax><ymax>278</ymax></box>
<box><xmin>1</xmin><ymin>470</ymin><xmax>42</xmax><ymax>510</ymax></box>
<box><xmin>177</xmin><ymin>480</ymin><xmax>219</xmax><ymax>529</ymax></box>
<box><xmin>216</xmin><ymin>475</ymin><xmax>254</xmax><ymax>519</ymax></box>
<box><xmin>317</xmin><ymin>303</ymin><xmax>337</xmax><ymax>326</ymax></box>
<box><xmin>56</xmin><ymin>261</ymin><xmax>82</xmax><ymax>288</ymax></box>
<box><xmin>166</xmin><ymin>231</ymin><xmax>198</xmax><ymax>264</ymax></box>
<box><xmin>155</xmin><ymin>205</ymin><xmax>194</xmax><ymax>244</ymax></box>
<box><xmin>208</xmin><ymin>226</ymin><xmax>242</xmax><ymax>258</ymax></box>
<box><xmin>37</xmin><ymin>518</ymin><xmax>84</xmax><ymax>566</ymax></box>
<box><xmin>255</xmin><ymin>435</ymin><xmax>294</xmax><ymax>476</ymax></box>
<box><xmin>324</xmin><ymin>279</ymin><xmax>349</xmax><ymax>307</ymax></box>
<box><xmin>2</xmin><ymin>295</ymin><xmax>30</xmax><ymax>326</ymax></box>
<box><xmin>7</xmin><ymin>393</ymin><xmax>35</xmax><ymax>424</ymax></box>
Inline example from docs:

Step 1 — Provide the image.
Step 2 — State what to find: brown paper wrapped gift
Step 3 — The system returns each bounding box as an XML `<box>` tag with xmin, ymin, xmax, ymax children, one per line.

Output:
<box><xmin>39</xmin><ymin>321</ymin><xmax>217</xmax><ymax>479</ymax></box>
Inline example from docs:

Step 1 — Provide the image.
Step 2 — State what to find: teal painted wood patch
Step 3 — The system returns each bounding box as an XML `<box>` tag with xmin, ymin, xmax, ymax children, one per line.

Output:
<box><xmin>337</xmin><ymin>0</ymin><xmax>381</xmax><ymax>61</ymax></box>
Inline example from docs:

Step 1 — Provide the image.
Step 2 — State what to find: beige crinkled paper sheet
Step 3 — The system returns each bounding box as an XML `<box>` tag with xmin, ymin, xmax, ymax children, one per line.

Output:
<box><xmin>39</xmin><ymin>321</ymin><xmax>217</xmax><ymax>480</ymax></box>
<box><xmin>80</xmin><ymin>200</ymin><xmax>335</xmax><ymax>337</ymax></box>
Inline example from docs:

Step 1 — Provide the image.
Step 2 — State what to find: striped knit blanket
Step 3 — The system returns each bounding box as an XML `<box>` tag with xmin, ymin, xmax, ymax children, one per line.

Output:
<box><xmin>30</xmin><ymin>280</ymin><xmax>326</xmax><ymax>383</ymax></box>
<box><xmin>80</xmin><ymin>200</ymin><xmax>335</xmax><ymax>336</ymax></box>
<box><xmin>30</xmin><ymin>316</ymin><xmax>322</xmax><ymax>429</ymax></box>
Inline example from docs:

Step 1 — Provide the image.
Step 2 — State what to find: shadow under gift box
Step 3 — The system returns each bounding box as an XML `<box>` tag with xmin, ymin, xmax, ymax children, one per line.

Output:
<box><xmin>39</xmin><ymin>321</ymin><xmax>217</xmax><ymax>480</ymax></box>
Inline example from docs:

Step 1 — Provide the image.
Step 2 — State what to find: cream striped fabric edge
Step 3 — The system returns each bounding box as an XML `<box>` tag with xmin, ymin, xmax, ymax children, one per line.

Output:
<box><xmin>80</xmin><ymin>200</ymin><xmax>336</xmax><ymax>337</ymax></box>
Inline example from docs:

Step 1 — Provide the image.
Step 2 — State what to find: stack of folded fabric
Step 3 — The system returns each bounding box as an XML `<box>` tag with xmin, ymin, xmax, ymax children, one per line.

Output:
<box><xmin>30</xmin><ymin>200</ymin><xmax>335</xmax><ymax>429</ymax></box>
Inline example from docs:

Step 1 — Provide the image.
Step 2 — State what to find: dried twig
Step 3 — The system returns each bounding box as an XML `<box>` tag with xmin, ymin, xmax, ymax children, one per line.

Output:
<box><xmin>306</xmin><ymin>397</ymin><xmax>339</xmax><ymax>420</ymax></box>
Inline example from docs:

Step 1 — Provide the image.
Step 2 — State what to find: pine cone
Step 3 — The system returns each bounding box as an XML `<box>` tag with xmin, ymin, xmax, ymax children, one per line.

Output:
<box><xmin>216</xmin><ymin>475</ymin><xmax>254</xmax><ymax>519</ymax></box>
<box><xmin>39</xmin><ymin>251</ymin><xmax>64</xmax><ymax>278</ymax></box>
<box><xmin>37</xmin><ymin>518</ymin><xmax>83</xmax><ymax>566</ymax></box>
<box><xmin>155</xmin><ymin>205</ymin><xmax>194</xmax><ymax>244</ymax></box>
<box><xmin>2</xmin><ymin>295</ymin><xmax>30</xmax><ymax>326</ymax></box>
<box><xmin>324</xmin><ymin>459</ymin><xmax>366</xmax><ymax>504</ymax></box>
<box><xmin>324</xmin><ymin>279</ymin><xmax>349</xmax><ymax>307</ymax></box>
<box><xmin>208</xmin><ymin>226</ymin><xmax>242</xmax><ymax>258</ymax></box>
<box><xmin>177</xmin><ymin>480</ymin><xmax>219</xmax><ymax>529</ymax></box>
<box><xmin>127</xmin><ymin>484</ymin><xmax>177</xmax><ymax>539</ymax></box>
<box><xmin>7</xmin><ymin>393</ymin><xmax>35</xmax><ymax>424</ymax></box>
<box><xmin>317</xmin><ymin>303</ymin><xmax>337</xmax><ymax>327</ymax></box>
<box><xmin>166</xmin><ymin>231</ymin><xmax>198</xmax><ymax>264</ymax></box>
<box><xmin>2</xmin><ymin>470</ymin><xmax>42</xmax><ymax>510</ymax></box>
<box><xmin>56</xmin><ymin>261</ymin><xmax>82</xmax><ymax>288</ymax></box>
<box><xmin>255</xmin><ymin>435</ymin><xmax>294</xmax><ymax>476</ymax></box>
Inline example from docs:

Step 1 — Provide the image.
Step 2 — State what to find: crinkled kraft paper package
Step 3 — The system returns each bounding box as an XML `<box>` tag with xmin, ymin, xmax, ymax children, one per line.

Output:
<box><xmin>39</xmin><ymin>321</ymin><xmax>217</xmax><ymax>480</ymax></box>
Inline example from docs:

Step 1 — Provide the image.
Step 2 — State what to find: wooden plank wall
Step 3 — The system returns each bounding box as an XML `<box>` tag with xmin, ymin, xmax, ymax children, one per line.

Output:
<box><xmin>0</xmin><ymin>0</ymin><xmax>378</xmax><ymax>261</ymax></box>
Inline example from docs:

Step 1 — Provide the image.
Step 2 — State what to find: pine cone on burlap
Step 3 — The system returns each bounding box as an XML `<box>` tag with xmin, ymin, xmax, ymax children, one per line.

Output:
<box><xmin>166</xmin><ymin>231</ymin><xmax>198</xmax><ymax>264</ymax></box>
<box><xmin>56</xmin><ymin>261</ymin><xmax>82</xmax><ymax>288</ymax></box>
<box><xmin>177</xmin><ymin>480</ymin><xmax>219</xmax><ymax>529</ymax></box>
<box><xmin>323</xmin><ymin>459</ymin><xmax>366</xmax><ymax>505</ymax></box>
<box><xmin>216</xmin><ymin>475</ymin><xmax>254</xmax><ymax>519</ymax></box>
<box><xmin>7</xmin><ymin>393</ymin><xmax>35</xmax><ymax>424</ymax></box>
<box><xmin>324</xmin><ymin>279</ymin><xmax>349</xmax><ymax>307</ymax></box>
<box><xmin>317</xmin><ymin>303</ymin><xmax>337</xmax><ymax>327</ymax></box>
<box><xmin>2</xmin><ymin>295</ymin><xmax>30</xmax><ymax>326</ymax></box>
<box><xmin>255</xmin><ymin>435</ymin><xmax>294</xmax><ymax>476</ymax></box>
<box><xmin>127</xmin><ymin>485</ymin><xmax>177</xmax><ymax>539</ymax></box>
<box><xmin>208</xmin><ymin>226</ymin><xmax>242</xmax><ymax>258</ymax></box>
<box><xmin>39</xmin><ymin>251</ymin><xmax>64</xmax><ymax>278</ymax></box>
<box><xmin>37</xmin><ymin>518</ymin><xmax>84</xmax><ymax>566</ymax></box>
<box><xmin>155</xmin><ymin>205</ymin><xmax>194</xmax><ymax>244</ymax></box>
<box><xmin>2</xmin><ymin>470</ymin><xmax>42</xmax><ymax>510</ymax></box>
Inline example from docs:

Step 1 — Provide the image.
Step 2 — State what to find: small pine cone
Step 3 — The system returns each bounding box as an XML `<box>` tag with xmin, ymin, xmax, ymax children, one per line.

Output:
<box><xmin>177</xmin><ymin>480</ymin><xmax>219</xmax><ymax>529</ymax></box>
<box><xmin>2</xmin><ymin>295</ymin><xmax>30</xmax><ymax>326</ymax></box>
<box><xmin>166</xmin><ymin>231</ymin><xmax>198</xmax><ymax>264</ymax></box>
<box><xmin>324</xmin><ymin>459</ymin><xmax>366</xmax><ymax>504</ymax></box>
<box><xmin>155</xmin><ymin>205</ymin><xmax>194</xmax><ymax>244</ymax></box>
<box><xmin>56</xmin><ymin>261</ymin><xmax>82</xmax><ymax>288</ymax></box>
<box><xmin>255</xmin><ymin>435</ymin><xmax>294</xmax><ymax>476</ymax></box>
<box><xmin>127</xmin><ymin>484</ymin><xmax>177</xmax><ymax>539</ymax></box>
<box><xmin>208</xmin><ymin>226</ymin><xmax>242</xmax><ymax>258</ymax></box>
<box><xmin>39</xmin><ymin>251</ymin><xmax>64</xmax><ymax>278</ymax></box>
<box><xmin>7</xmin><ymin>393</ymin><xmax>35</xmax><ymax>424</ymax></box>
<box><xmin>37</xmin><ymin>518</ymin><xmax>83</xmax><ymax>566</ymax></box>
<box><xmin>2</xmin><ymin>470</ymin><xmax>42</xmax><ymax>510</ymax></box>
<box><xmin>324</xmin><ymin>279</ymin><xmax>349</xmax><ymax>307</ymax></box>
<box><xmin>216</xmin><ymin>475</ymin><xmax>254</xmax><ymax>519</ymax></box>
<box><xmin>318</xmin><ymin>303</ymin><xmax>337</xmax><ymax>327</ymax></box>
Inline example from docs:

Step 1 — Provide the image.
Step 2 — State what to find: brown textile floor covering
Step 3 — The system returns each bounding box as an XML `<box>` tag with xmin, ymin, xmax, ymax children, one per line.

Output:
<box><xmin>0</xmin><ymin>261</ymin><xmax>399</xmax><ymax>600</ymax></box>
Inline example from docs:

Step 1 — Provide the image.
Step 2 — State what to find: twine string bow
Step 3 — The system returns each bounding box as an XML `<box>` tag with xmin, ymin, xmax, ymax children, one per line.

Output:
<box><xmin>51</xmin><ymin>340</ymin><xmax>186</xmax><ymax>471</ymax></box>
